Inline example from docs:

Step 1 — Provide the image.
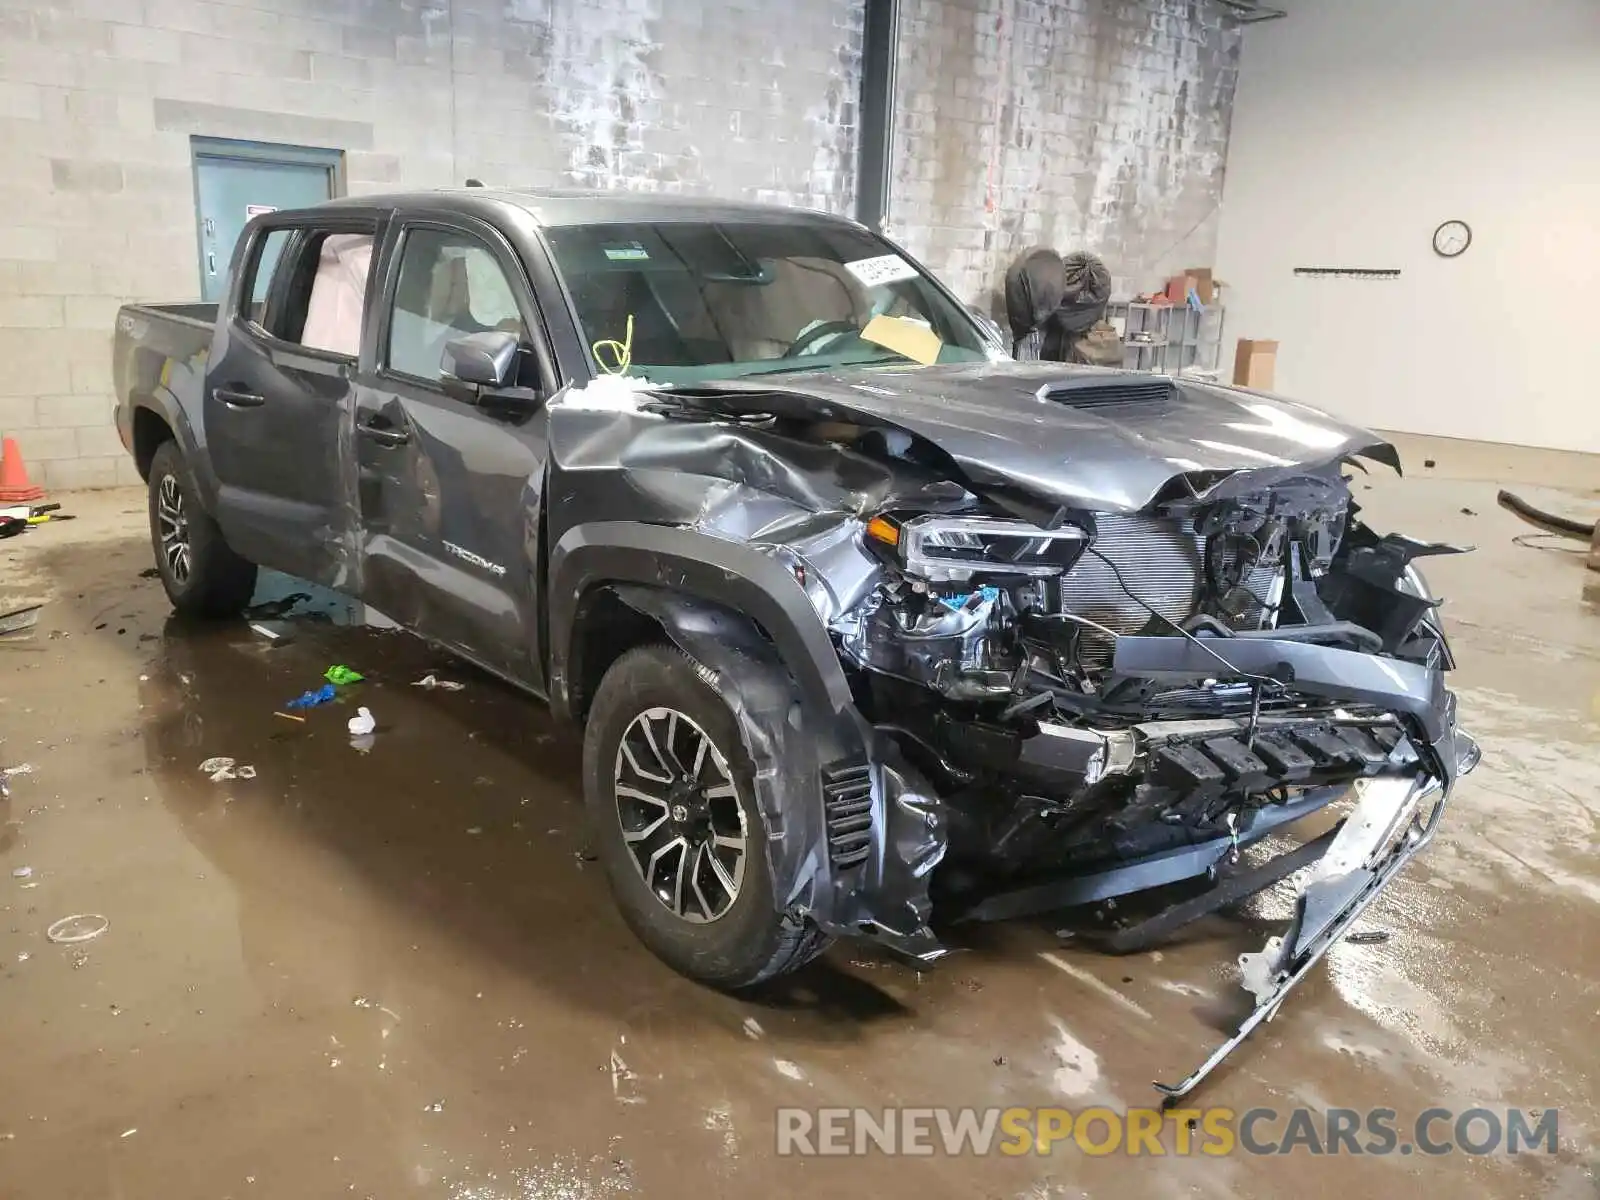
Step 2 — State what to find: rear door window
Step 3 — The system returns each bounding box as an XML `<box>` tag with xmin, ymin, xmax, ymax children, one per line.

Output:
<box><xmin>240</xmin><ymin>228</ymin><xmax>292</xmax><ymax>325</ymax></box>
<box><xmin>242</xmin><ymin>223</ymin><xmax>378</xmax><ymax>360</ymax></box>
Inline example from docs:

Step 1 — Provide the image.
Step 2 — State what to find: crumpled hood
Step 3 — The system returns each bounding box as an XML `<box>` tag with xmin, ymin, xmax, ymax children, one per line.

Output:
<box><xmin>673</xmin><ymin>361</ymin><xmax>1399</xmax><ymax>515</ymax></box>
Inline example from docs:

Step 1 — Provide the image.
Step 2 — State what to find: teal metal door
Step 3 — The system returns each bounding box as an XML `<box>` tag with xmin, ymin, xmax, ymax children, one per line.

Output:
<box><xmin>192</xmin><ymin>140</ymin><xmax>343</xmax><ymax>302</ymax></box>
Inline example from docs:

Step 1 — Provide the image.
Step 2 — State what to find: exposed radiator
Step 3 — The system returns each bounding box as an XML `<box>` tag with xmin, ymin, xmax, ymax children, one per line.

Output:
<box><xmin>1063</xmin><ymin>514</ymin><xmax>1278</xmax><ymax>665</ymax></box>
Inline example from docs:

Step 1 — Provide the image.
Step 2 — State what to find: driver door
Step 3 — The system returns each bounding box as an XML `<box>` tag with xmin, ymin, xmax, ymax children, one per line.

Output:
<box><xmin>354</xmin><ymin>215</ymin><xmax>554</xmax><ymax>684</ymax></box>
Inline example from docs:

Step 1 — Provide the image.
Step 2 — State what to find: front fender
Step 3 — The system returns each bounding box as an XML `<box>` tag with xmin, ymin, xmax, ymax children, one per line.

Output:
<box><xmin>547</xmin><ymin>521</ymin><xmax>855</xmax><ymax>722</ymax></box>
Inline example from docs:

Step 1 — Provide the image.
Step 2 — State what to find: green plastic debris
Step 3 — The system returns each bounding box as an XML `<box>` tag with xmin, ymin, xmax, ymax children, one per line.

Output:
<box><xmin>324</xmin><ymin>665</ymin><xmax>365</xmax><ymax>686</ymax></box>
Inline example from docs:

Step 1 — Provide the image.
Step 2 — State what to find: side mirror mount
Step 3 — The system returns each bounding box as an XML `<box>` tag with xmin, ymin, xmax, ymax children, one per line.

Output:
<box><xmin>967</xmin><ymin>305</ymin><xmax>1008</xmax><ymax>352</ymax></box>
<box><xmin>440</xmin><ymin>330</ymin><xmax>522</xmax><ymax>404</ymax></box>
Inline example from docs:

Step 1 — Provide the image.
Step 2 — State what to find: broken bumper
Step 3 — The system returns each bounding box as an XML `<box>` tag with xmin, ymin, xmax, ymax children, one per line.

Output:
<box><xmin>838</xmin><ymin>630</ymin><xmax>1479</xmax><ymax>1100</ymax></box>
<box><xmin>1155</xmin><ymin>727</ymin><xmax>1480</xmax><ymax>1102</ymax></box>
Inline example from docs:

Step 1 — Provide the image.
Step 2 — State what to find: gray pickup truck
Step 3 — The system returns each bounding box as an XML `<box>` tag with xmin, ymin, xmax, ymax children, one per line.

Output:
<box><xmin>114</xmin><ymin>187</ymin><xmax>1478</xmax><ymax>1098</ymax></box>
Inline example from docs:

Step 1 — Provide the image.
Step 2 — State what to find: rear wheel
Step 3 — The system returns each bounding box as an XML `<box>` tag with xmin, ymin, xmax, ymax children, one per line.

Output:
<box><xmin>147</xmin><ymin>440</ymin><xmax>257</xmax><ymax>618</ymax></box>
<box><xmin>583</xmin><ymin>644</ymin><xmax>830</xmax><ymax>988</ymax></box>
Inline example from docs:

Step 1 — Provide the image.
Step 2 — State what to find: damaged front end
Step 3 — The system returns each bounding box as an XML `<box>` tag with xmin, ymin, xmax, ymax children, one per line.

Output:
<box><xmin>546</xmin><ymin>365</ymin><xmax>1479</xmax><ymax>1099</ymax></box>
<box><xmin>820</xmin><ymin>453</ymin><xmax>1478</xmax><ymax>1097</ymax></box>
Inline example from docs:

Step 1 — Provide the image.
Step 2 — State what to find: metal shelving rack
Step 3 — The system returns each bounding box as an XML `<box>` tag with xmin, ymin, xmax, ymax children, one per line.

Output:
<box><xmin>1106</xmin><ymin>301</ymin><xmax>1226</xmax><ymax>377</ymax></box>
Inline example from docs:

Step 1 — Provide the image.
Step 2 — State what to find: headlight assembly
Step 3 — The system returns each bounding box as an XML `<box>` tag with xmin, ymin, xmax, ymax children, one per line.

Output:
<box><xmin>867</xmin><ymin>513</ymin><xmax>1089</xmax><ymax>582</ymax></box>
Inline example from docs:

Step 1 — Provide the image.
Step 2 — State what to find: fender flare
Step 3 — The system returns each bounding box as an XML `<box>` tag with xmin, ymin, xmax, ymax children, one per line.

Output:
<box><xmin>127</xmin><ymin>385</ymin><xmax>216</xmax><ymax>512</ymax></box>
<box><xmin>548</xmin><ymin>521</ymin><xmax>949</xmax><ymax>954</ymax></box>
<box><xmin>547</xmin><ymin>520</ymin><xmax>856</xmax><ymax>723</ymax></box>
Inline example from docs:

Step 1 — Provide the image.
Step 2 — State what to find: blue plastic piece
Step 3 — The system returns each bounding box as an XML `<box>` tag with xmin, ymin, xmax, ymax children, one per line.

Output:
<box><xmin>937</xmin><ymin>585</ymin><xmax>1002</xmax><ymax>611</ymax></box>
<box><xmin>285</xmin><ymin>683</ymin><xmax>337</xmax><ymax>709</ymax></box>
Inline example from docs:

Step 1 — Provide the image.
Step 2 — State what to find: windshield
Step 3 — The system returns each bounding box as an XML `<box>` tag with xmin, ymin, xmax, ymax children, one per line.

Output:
<box><xmin>544</xmin><ymin>219</ymin><xmax>994</xmax><ymax>384</ymax></box>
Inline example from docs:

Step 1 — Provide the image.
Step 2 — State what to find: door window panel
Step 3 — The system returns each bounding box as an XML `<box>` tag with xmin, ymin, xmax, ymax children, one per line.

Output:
<box><xmin>388</xmin><ymin>229</ymin><xmax>526</xmax><ymax>384</ymax></box>
<box><xmin>243</xmin><ymin>226</ymin><xmax>376</xmax><ymax>360</ymax></box>
<box><xmin>241</xmin><ymin>228</ymin><xmax>292</xmax><ymax>325</ymax></box>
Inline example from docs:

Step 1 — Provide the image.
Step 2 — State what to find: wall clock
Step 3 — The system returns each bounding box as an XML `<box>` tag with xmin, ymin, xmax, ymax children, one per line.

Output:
<box><xmin>1433</xmin><ymin>220</ymin><xmax>1471</xmax><ymax>258</ymax></box>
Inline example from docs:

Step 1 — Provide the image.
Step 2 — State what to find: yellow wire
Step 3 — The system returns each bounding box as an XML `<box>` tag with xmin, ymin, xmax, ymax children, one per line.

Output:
<box><xmin>591</xmin><ymin>313</ymin><xmax>634</xmax><ymax>375</ymax></box>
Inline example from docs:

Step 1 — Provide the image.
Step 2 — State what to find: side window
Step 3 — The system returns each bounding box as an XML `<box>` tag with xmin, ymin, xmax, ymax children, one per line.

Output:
<box><xmin>243</xmin><ymin>227</ymin><xmax>376</xmax><ymax>360</ymax></box>
<box><xmin>240</xmin><ymin>228</ymin><xmax>292</xmax><ymax>326</ymax></box>
<box><xmin>387</xmin><ymin>228</ymin><xmax>527</xmax><ymax>384</ymax></box>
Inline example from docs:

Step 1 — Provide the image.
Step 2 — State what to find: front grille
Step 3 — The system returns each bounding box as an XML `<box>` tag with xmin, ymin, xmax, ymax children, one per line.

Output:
<box><xmin>820</xmin><ymin>760</ymin><xmax>873</xmax><ymax>869</ymax></box>
<box><xmin>1064</xmin><ymin>514</ymin><xmax>1278</xmax><ymax>667</ymax></box>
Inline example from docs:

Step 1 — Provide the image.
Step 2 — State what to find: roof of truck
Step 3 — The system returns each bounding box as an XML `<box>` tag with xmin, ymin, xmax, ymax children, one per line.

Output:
<box><xmin>320</xmin><ymin>187</ymin><xmax>862</xmax><ymax>229</ymax></box>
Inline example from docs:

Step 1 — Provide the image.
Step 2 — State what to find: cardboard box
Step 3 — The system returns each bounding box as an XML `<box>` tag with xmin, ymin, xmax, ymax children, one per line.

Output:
<box><xmin>1164</xmin><ymin>273</ymin><xmax>1195</xmax><ymax>304</ymax></box>
<box><xmin>1232</xmin><ymin>338</ymin><xmax>1278</xmax><ymax>390</ymax></box>
<box><xmin>1185</xmin><ymin>267</ymin><xmax>1217</xmax><ymax>305</ymax></box>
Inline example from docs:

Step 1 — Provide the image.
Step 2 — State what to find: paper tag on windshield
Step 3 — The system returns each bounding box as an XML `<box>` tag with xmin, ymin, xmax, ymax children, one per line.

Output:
<box><xmin>603</xmin><ymin>242</ymin><xmax>650</xmax><ymax>262</ymax></box>
<box><xmin>845</xmin><ymin>253</ymin><xmax>918</xmax><ymax>287</ymax></box>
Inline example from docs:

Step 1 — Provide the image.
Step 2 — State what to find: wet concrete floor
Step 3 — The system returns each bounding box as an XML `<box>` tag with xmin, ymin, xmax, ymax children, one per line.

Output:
<box><xmin>0</xmin><ymin>457</ymin><xmax>1596</xmax><ymax>1198</ymax></box>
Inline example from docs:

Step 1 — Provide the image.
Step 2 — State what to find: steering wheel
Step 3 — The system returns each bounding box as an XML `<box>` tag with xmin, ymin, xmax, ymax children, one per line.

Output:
<box><xmin>783</xmin><ymin>320</ymin><xmax>860</xmax><ymax>359</ymax></box>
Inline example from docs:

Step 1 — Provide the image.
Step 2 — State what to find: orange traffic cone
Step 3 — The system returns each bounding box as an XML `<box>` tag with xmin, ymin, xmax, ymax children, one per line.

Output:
<box><xmin>0</xmin><ymin>437</ymin><xmax>45</xmax><ymax>503</ymax></box>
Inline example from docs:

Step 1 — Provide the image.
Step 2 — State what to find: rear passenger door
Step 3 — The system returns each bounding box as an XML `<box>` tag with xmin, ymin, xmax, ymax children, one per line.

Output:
<box><xmin>354</xmin><ymin>214</ymin><xmax>556</xmax><ymax>684</ymax></box>
<box><xmin>205</xmin><ymin>211</ymin><xmax>381</xmax><ymax>587</ymax></box>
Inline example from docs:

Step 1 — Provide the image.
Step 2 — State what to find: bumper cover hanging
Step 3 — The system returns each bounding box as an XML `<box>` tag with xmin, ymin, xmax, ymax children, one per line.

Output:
<box><xmin>1153</xmin><ymin>731</ymin><xmax>1480</xmax><ymax>1105</ymax></box>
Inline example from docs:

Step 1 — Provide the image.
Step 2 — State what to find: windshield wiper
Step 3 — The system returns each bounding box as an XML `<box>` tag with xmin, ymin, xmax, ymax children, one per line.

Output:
<box><xmin>749</xmin><ymin>352</ymin><xmax>917</xmax><ymax>377</ymax></box>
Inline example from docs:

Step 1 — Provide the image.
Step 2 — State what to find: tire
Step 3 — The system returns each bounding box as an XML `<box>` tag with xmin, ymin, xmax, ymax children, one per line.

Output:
<box><xmin>583</xmin><ymin>644</ymin><xmax>831</xmax><ymax>989</ymax></box>
<box><xmin>147</xmin><ymin>439</ymin><xmax>258</xmax><ymax>619</ymax></box>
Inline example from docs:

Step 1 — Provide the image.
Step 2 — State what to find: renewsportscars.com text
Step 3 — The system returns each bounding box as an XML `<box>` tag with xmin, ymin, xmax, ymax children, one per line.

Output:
<box><xmin>775</xmin><ymin>1106</ymin><xmax>1560</xmax><ymax>1158</ymax></box>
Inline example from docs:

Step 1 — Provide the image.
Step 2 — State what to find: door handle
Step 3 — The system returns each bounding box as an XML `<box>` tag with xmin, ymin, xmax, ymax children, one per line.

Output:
<box><xmin>213</xmin><ymin>387</ymin><xmax>265</xmax><ymax>408</ymax></box>
<box><xmin>359</xmin><ymin>421</ymin><xmax>410</xmax><ymax>448</ymax></box>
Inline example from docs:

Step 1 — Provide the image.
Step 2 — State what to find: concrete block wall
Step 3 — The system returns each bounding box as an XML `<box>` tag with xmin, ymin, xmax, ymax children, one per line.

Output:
<box><xmin>0</xmin><ymin>0</ymin><xmax>864</xmax><ymax>490</ymax></box>
<box><xmin>0</xmin><ymin>0</ymin><xmax>1240</xmax><ymax>489</ymax></box>
<box><xmin>888</xmin><ymin>0</ymin><xmax>1240</xmax><ymax>314</ymax></box>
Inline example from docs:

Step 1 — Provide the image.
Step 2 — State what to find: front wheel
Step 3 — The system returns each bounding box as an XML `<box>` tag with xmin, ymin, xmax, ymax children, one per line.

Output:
<box><xmin>582</xmin><ymin>644</ymin><xmax>830</xmax><ymax>988</ymax></box>
<box><xmin>147</xmin><ymin>440</ymin><xmax>258</xmax><ymax>618</ymax></box>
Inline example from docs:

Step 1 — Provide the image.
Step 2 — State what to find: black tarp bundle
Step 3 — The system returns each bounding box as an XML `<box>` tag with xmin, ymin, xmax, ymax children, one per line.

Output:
<box><xmin>1003</xmin><ymin>247</ymin><xmax>1115</xmax><ymax>365</ymax></box>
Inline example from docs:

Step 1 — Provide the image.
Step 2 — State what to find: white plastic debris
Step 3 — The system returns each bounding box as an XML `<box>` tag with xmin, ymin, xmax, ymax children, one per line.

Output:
<box><xmin>12</xmin><ymin>867</ymin><xmax>32</xmax><ymax>880</ymax></box>
<box><xmin>550</xmin><ymin>373</ymin><xmax>658</xmax><ymax>413</ymax></box>
<box><xmin>422</xmin><ymin>1101</ymin><xmax>444</xmax><ymax>1113</ymax></box>
<box><xmin>46</xmin><ymin>913</ymin><xmax>109</xmax><ymax>944</ymax></box>
<box><xmin>1</xmin><ymin>762</ymin><xmax>34</xmax><ymax>798</ymax></box>
<box><xmin>411</xmin><ymin>675</ymin><xmax>465</xmax><ymax>692</ymax></box>
<box><xmin>199</xmin><ymin>756</ymin><xmax>253</xmax><ymax>783</ymax></box>
<box><xmin>347</xmin><ymin>707</ymin><xmax>376</xmax><ymax>736</ymax></box>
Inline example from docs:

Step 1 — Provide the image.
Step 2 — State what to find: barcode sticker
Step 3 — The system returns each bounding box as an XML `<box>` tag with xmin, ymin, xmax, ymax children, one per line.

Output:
<box><xmin>845</xmin><ymin>253</ymin><xmax>919</xmax><ymax>287</ymax></box>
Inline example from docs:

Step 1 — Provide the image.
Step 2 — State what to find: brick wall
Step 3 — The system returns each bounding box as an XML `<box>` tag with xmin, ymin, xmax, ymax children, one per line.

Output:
<box><xmin>0</xmin><ymin>0</ymin><xmax>864</xmax><ymax>490</ymax></box>
<box><xmin>0</xmin><ymin>0</ymin><xmax>1238</xmax><ymax>489</ymax></box>
<box><xmin>888</xmin><ymin>0</ymin><xmax>1240</xmax><ymax>315</ymax></box>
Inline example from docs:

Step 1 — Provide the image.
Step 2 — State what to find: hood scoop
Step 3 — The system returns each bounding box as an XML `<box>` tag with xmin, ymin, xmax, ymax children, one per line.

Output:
<box><xmin>1038</xmin><ymin>376</ymin><xmax>1176</xmax><ymax>415</ymax></box>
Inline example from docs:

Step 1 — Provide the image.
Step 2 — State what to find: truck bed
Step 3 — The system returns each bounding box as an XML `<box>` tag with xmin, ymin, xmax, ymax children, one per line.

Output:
<box><xmin>119</xmin><ymin>301</ymin><xmax>218</xmax><ymax>331</ymax></box>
